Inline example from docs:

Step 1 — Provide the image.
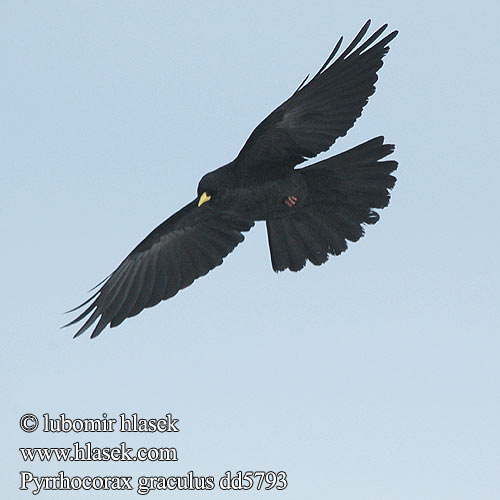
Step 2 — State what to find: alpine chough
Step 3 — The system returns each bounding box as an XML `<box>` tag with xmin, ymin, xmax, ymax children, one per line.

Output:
<box><xmin>65</xmin><ymin>20</ymin><xmax>398</xmax><ymax>338</ymax></box>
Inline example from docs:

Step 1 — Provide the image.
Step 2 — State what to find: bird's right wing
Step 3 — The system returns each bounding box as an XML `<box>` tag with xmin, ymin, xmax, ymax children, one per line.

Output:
<box><xmin>64</xmin><ymin>200</ymin><xmax>254</xmax><ymax>339</ymax></box>
<box><xmin>233</xmin><ymin>21</ymin><xmax>398</xmax><ymax>174</ymax></box>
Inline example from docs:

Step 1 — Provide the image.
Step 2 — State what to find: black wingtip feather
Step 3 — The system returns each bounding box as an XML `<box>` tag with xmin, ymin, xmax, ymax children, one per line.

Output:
<box><xmin>314</xmin><ymin>37</ymin><xmax>343</xmax><ymax>78</ymax></box>
<box><xmin>63</xmin><ymin>288</ymin><xmax>101</xmax><ymax>314</ymax></box>
<box><xmin>337</xmin><ymin>20</ymin><xmax>373</xmax><ymax>61</ymax></box>
<box><xmin>73</xmin><ymin>309</ymin><xmax>101</xmax><ymax>338</ymax></box>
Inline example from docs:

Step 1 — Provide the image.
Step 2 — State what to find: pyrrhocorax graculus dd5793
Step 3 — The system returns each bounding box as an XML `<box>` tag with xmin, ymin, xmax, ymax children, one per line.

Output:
<box><xmin>65</xmin><ymin>20</ymin><xmax>398</xmax><ymax>338</ymax></box>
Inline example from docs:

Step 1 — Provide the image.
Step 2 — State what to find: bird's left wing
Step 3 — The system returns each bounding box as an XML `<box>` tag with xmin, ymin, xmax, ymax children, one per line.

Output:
<box><xmin>64</xmin><ymin>200</ymin><xmax>254</xmax><ymax>338</ymax></box>
<box><xmin>233</xmin><ymin>21</ymin><xmax>398</xmax><ymax>174</ymax></box>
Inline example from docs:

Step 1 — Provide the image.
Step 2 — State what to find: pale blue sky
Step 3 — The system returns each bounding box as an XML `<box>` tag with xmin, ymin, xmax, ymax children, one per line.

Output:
<box><xmin>2</xmin><ymin>1</ymin><xmax>500</xmax><ymax>499</ymax></box>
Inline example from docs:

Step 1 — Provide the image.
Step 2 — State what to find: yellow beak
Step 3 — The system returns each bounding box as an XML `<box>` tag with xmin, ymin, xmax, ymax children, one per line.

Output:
<box><xmin>198</xmin><ymin>192</ymin><xmax>211</xmax><ymax>207</ymax></box>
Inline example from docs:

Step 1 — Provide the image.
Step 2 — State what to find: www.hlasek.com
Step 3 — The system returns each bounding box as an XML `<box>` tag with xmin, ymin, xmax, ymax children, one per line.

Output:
<box><xmin>20</xmin><ymin>441</ymin><xmax>177</xmax><ymax>462</ymax></box>
<box><xmin>20</xmin><ymin>470</ymin><xmax>288</xmax><ymax>494</ymax></box>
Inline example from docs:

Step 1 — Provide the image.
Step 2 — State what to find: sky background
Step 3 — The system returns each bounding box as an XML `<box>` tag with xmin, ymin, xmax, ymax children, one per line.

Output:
<box><xmin>2</xmin><ymin>1</ymin><xmax>500</xmax><ymax>498</ymax></box>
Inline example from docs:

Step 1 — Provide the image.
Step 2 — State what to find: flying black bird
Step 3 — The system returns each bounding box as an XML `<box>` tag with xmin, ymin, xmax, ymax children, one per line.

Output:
<box><xmin>65</xmin><ymin>20</ymin><xmax>398</xmax><ymax>338</ymax></box>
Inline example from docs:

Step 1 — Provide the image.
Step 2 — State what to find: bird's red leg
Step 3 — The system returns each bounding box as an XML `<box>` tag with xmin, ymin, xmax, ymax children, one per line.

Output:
<box><xmin>284</xmin><ymin>195</ymin><xmax>298</xmax><ymax>207</ymax></box>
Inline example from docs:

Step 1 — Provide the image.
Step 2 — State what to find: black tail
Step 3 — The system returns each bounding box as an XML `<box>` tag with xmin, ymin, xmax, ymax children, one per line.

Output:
<box><xmin>266</xmin><ymin>137</ymin><xmax>397</xmax><ymax>272</ymax></box>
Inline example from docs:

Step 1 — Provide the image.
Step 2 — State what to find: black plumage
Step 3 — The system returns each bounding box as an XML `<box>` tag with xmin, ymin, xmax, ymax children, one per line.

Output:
<box><xmin>65</xmin><ymin>21</ymin><xmax>398</xmax><ymax>338</ymax></box>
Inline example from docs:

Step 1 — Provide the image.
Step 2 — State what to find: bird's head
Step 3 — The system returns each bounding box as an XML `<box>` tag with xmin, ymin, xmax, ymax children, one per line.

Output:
<box><xmin>197</xmin><ymin>172</ymin><xmax>217</xmax><ymax>207</ymax></box>
<box><xmin>197</xmin><ymin>163</ymin><xmax>235</xmax><ymax>207</ymax></box>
